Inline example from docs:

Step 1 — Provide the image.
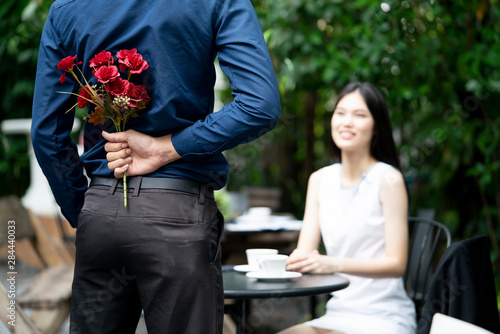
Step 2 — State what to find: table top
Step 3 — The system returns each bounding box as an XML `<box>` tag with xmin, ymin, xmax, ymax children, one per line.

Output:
<box><xmin>223</xmin><ymin>268</ymin><xmax>350</xmax><ymax>299</ymax></box>
<box><xmin>224</xmin><ymin>216</ymin><xmax>303</xmax><ymax>233</ymax></box>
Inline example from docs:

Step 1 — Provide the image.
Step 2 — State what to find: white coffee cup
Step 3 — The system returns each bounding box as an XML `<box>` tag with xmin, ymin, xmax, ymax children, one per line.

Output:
<box><xmin>258</xmin><ymin>254</ymin><xmax>288</xmax><ymax>275</ymax></box>
<box><xmin>246</xmin><ymin>248</ymin><xmax>278</xmax><ymax>269</ymax></box>
<box><xmin>247</xmin><ymin>207</ymin><xmax>272</xmax><ymax>217</ymax></box>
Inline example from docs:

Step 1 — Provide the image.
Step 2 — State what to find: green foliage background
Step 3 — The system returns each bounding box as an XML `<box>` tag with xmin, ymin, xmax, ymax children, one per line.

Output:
<box><xmin>1</xmin><ymin>0</ymin><xmax>499</xmax><ymax>310</ymax></box>
<box><xmin>0</xmin><ymin>0</ymin><xmax>50</xmax><ymax>197</ymax></box>
<box><xmin>231</xmin><ymin>0</ymin><xmax>500</xmax><ymax>307</ymax></box>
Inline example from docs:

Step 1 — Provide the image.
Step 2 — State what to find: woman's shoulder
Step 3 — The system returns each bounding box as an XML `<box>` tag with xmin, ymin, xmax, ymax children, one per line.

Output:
<box><xmin>319</xmin><ymin>162</ymin><xmax>341</xmax><ymax>174</ymax></box>
<box><xmin>376</xmin><ymin>163</ymin><xmax>405</xmax><ymax>189</ymax></box>
<box><xmin>308</xmin><ymin>163</ymin><xmax>339</xmax><ymax>186</ymax></box>
<box><xmin>363</xmin><ymin>162</ymin><xmax>405</xmax><ymax>190</ymax></box>
<box><xmin>371</xmin><ymin>162</ymin><xmax>402</xmax><ymax>177</ymax></box>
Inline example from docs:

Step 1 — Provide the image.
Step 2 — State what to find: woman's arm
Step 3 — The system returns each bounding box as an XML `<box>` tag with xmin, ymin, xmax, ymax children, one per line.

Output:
<box><xmin>286</xmin><ymin>170</ymin><xmax>323</xmax><ymax>268</ymax></box>
<box><xmin>287</xmin><ymin>168</ymin><xmax>409</xmax><ymax>278</ymax></box>
<box><xmin>379</xmin><ymin>167</ymin><xmax>409</xmax><ymax>277</ymax></box>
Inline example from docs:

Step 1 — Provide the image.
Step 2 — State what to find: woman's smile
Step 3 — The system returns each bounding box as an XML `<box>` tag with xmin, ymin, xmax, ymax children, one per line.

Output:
<box><xmin>331</xmin><ymin>90</ymin><xmax>375</xmax><ymax>152</ymax></box>
<box><xmin>339</xmin><ymin>130</ymin><xmax>355</xmax><ymax>140</ymax></box>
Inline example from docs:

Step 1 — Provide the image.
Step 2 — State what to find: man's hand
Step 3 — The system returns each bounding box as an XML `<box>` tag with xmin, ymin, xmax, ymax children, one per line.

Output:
<box><xmin>103</xmin><ymin>130</ymin><xmax>181</xmax><ymax>178</ymax></box>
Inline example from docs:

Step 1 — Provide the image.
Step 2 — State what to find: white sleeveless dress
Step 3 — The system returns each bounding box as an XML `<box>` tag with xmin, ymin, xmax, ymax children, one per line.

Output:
<box><xmin>304</xmin><ymin>162</ymin><xmax>416</xmax><ymax>334</ymax></box>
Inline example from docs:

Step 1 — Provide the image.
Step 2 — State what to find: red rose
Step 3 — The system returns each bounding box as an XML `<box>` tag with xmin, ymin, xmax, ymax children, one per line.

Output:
<box><xmin>93</xmin><ymin>65</ymin><xmax>120</xmax><ymax>84</ymax></box>
<box><xmin>129</xmin><ymin>84</ymin><xmax>150</xmax><ymax>101</ymax></box>
<box><xmin>57</xmin><ymin>55</ymin><xmax>83</xmax><ymax>83</ymax></box>
<box><xmin>118</xmin><ymin>53</ymin><xmax>149</xmax><ymax>74</ymax></box>
<box><xmin>127</xmin><ymin>83</ymin><xmax>150</xmax><ymax>107</ymax></box>
<box><xmin>116</xmin><ymin>49</ymin><xmax>138</xmax><ymax>62</ymax></box>
<box><xmin>106</xmin><ymin>78</ymin><xmax>131</xmax><ymax>97</ymax></box>
<box><xmin>57</xmin><ymin>55</ymin><xmax>79</xmax><ymax>71</ymax></box>
<box><xmin>78</xmin><ymin>86</ymin><xmax>93</xmax><ymax>108</ymax></box>
<box><xmin>89</xmin><ymin>51</ymin><xmax>114</xmax><ymax>68</ymax></box>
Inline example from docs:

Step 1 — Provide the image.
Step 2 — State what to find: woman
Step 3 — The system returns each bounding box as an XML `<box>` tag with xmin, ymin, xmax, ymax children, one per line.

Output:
<box><xmin>279</xmin><ymin>82</ymin><xmax>416</xmax><ymax>334</ymax></box>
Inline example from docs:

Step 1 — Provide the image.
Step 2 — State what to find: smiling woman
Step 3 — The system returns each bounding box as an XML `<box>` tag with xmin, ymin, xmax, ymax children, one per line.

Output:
<box><xmin>331</xmin><ymin>90</ymin><xmax>375</xmax><ymax>157</ymax></box>
<box><xmin>279</xmin><ymin>82</ymin><xmax>416</xmax><ymax>334</ymax></box>
<box><xmin>330</xmin><ymin>82</ymin><xmax>401</xmax><ymax>171</ymax></box>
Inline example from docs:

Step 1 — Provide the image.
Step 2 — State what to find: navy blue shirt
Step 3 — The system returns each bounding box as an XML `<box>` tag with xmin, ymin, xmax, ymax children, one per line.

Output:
<box><xmin>31</xmin><ymin>0</ymin><xmax>281</xmax><ymax>227</ymax></box>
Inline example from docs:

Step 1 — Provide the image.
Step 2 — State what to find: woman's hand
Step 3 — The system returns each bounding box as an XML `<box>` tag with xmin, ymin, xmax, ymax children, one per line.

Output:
<box><xmin>286</xmin><ymin>249</ymin><xmax>337</xmax><ymax>274</ymax></box>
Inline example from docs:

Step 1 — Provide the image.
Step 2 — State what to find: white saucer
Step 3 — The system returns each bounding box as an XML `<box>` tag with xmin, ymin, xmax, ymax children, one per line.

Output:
<box><xmin>233</xmin><ymin>265</ymin><xmax>260</xmax><ymax>273</ymax></box>
<box><xmin>246</xmin><ymin>271</ymin><xmax>302</xmax><ymax>282</ymax></box>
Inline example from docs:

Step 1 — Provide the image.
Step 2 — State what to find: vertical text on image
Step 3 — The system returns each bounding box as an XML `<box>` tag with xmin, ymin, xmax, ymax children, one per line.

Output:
<box><xmin>6</xmin><ymin>220</ymin><xmax>17</xmax><ymax>327</ymax></box>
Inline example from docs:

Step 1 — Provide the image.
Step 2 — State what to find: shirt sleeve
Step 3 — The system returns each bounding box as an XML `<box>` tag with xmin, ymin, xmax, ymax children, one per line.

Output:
<box><xmin>171</xmin><ymin>0</ymin><xmax>281</xmax><ymax>161</ymax></box>
<box><xmin>31</xmin><ymin>9</ymin><xmax>87</xmax><ymax>228</ymax></box>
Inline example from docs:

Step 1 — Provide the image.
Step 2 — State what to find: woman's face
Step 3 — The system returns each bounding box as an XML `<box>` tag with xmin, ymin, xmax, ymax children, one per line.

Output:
<box><xmin>331</xmin><ymin>90</ymin><xmax>375</xmax><ymax>153</ymax></box>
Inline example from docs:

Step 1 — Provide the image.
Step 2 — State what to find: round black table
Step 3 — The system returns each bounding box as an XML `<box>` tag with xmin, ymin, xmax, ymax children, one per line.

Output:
<box><xmin>223</xmin><ymin>268</ymin><xmax>350</xmax><ymax>334</ymax></box>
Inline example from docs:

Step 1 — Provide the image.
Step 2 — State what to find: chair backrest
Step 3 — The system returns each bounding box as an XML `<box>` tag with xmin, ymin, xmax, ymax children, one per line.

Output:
<box><xmin>430</xmin><ymin>313</ymin><xmax>495</xmax><ymax>334</ymax></box>
<box><xmin>0</xmin><ymin>195</ymin><xmax>37</xmax><ymax>246</ymax></box>
<box><xmin>404</xmin><ymin>216</ymin><xmax>451</xmax><ymax>318</ymax></box>
<box><xmin>240</xmin><ymin>186</ymin><xmax>282</xmax><ymax>213</ymax></box>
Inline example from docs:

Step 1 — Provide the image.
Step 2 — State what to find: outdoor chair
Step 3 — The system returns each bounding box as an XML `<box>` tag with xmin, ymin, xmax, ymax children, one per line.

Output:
<box><xmin>240</xmin><ymin>186</ymin><xmax>282</xmax><ymax>213</ymax></box>
<box><xmin>308</xmin><ymin>216</ymin><xmax>451</xmax><ymax>320</ymax></box>
<box><xmin>417</xmin><ymin>236</ymin><xmax>500</xmax><ymax>334</ymax></box>
<box><xmin>404</xmin><ymin>216</ymin><xmax>451</xmax><ymax>321</ymax></box>
<box><xmin>0</xmin><ymin>195</ymin><xmax>74</xmax><ymax>334</ymax></box>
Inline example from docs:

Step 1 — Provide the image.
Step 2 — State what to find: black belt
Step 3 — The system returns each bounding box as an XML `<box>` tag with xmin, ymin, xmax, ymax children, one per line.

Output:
<box><xmin>90</xmin><ymin>176</ymin><xmax>214</xmax><ymax>199</ymax></box>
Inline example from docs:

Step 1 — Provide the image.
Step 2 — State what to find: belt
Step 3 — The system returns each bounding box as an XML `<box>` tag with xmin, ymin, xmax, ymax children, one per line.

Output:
<box><xmin>90</xmin><ymin>176</ymin><xmax>214</xmax><ymax>199</ymax></box>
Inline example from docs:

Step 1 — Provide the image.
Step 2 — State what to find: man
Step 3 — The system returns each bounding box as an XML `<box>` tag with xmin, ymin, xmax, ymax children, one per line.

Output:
<box><xmin>31</xmin><ymin>0</ymin><xmax>280</xmax><ymax>333</ymax></box>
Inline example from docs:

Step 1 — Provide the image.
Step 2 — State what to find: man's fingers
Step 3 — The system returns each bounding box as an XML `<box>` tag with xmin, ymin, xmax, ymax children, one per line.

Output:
<box><xmin>106</xmin><ymin>149</ymin><xmax>131</xmax><ymax>162</ymax></box>
<box><xmin>104</xmin><ymin>142</ymin><xmax>127</xmax><ymax>153</ymax></box>
<box><xmin>107</xmin><ymin>157</ymin><xmax>131</xmax><ymax>172</ymax></box>
<box><xmin>114</xmin><ymin>164</ymin><xmax>129</xmax><ymax>179</ymax></box>
<box><xmin>102</xmin><ymin>130</ymin><xmax>130</xmax><ymax>143</ymax></box>
<box><xmin>104</xmin><ymin>142</ymin><xmax>128</xmax><ymax>152</ymax></box>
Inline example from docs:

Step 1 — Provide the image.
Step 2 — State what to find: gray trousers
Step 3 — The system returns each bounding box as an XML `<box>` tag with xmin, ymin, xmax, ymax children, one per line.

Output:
<box><xmin>70</xmin><ymin>184</ymin><xmax>224</xmax><ymax>334</ymax></box>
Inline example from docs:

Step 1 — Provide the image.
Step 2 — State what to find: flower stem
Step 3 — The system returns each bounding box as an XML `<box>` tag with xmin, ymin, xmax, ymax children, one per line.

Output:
<box><xmin>114</xmin><ymin>122</ymin><xmax>128</xmax><ymax>207</ymax></box>
<box><xmin>123</xmin><ymin>171</ymin><xmax>127</xmax><ymax>207</ymax></box>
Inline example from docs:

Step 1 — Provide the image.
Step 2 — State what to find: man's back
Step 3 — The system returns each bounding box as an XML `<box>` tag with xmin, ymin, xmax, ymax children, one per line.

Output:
<box><xmin>32</xmin><ymin>0</ymin><xmax>281</xmax><ymax>226</ymax></box>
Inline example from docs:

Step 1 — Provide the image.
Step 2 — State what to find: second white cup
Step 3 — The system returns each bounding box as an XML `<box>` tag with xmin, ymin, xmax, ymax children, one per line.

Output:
<box><xmin>258</xmin><ymin>254</ymin><xmax>289</xmax><ymax>275</ymax></box>
<box><xmin>246</xmin><ymin>248</ymin><xmax>278</xmax><ymax>270</ymax></box>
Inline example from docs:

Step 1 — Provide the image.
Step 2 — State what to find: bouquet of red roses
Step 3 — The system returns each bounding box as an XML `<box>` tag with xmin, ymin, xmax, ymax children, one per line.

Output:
<box><xmin>57</xmin><ymin>49</ymin><xmax>151</xmax><ymax>207</ymax></box>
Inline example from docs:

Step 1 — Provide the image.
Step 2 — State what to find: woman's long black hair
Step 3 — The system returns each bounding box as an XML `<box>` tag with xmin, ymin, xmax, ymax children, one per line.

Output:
<box><xmin>332</xmin><ymin>82</ymin><xmax>401</xmax><ymax>171</ymax></box>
